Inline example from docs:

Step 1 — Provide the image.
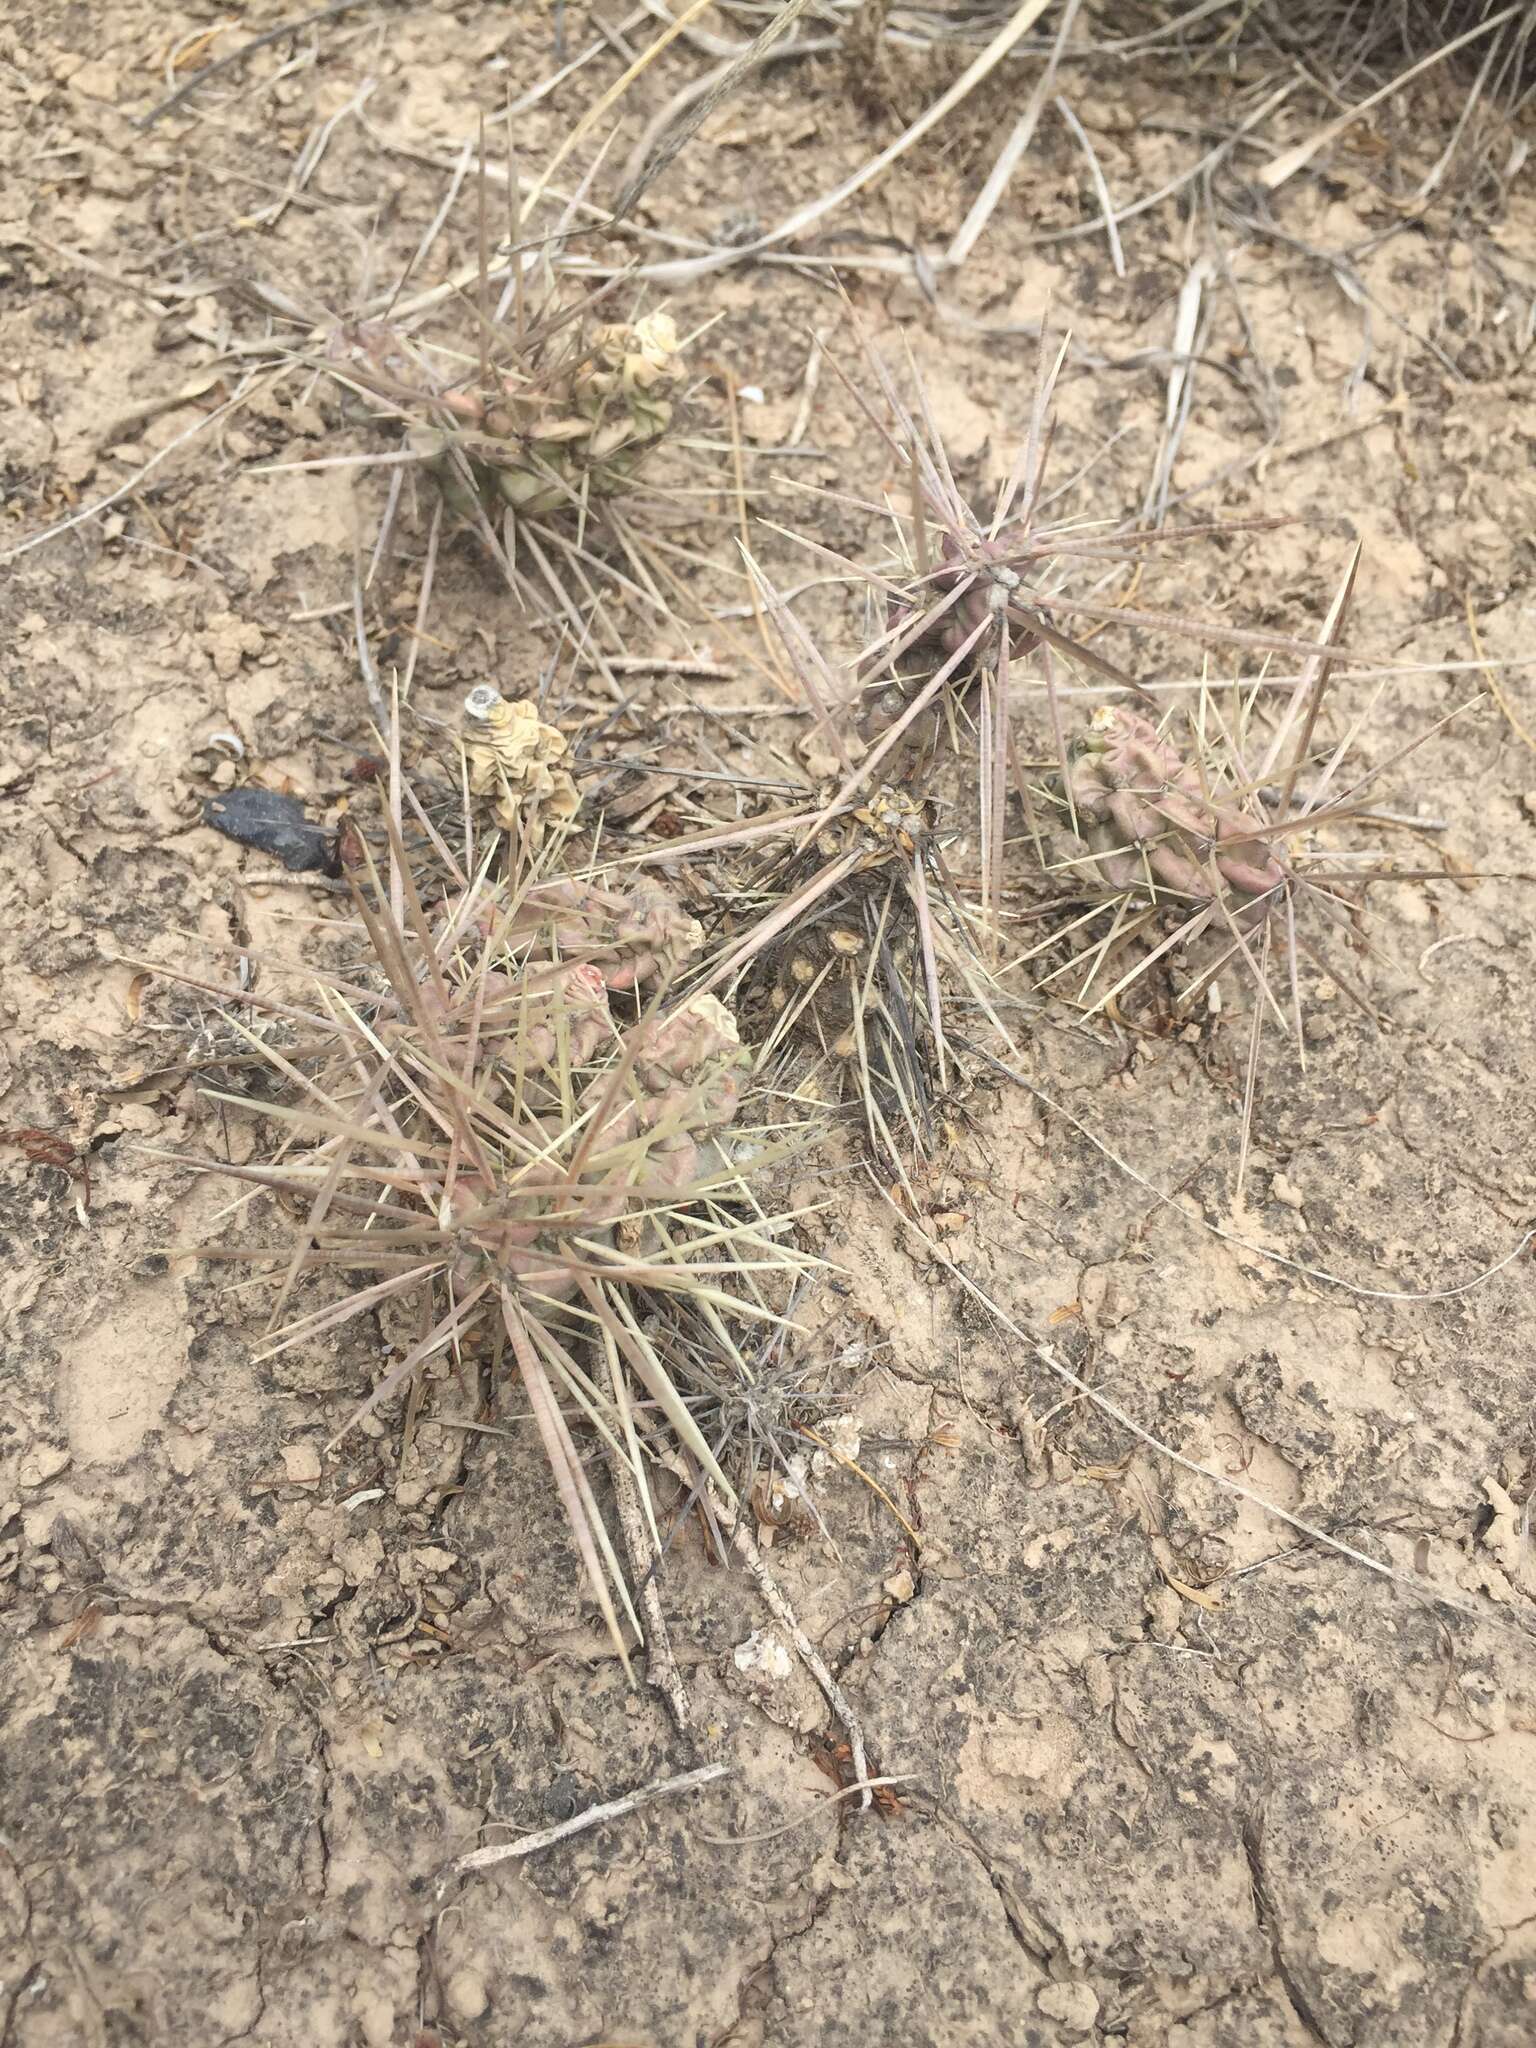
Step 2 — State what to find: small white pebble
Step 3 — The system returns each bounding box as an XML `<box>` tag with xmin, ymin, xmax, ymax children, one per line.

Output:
<box><xmin>18</xmin><ymin>1444</ymin><xmax>70</xmax><ymax>1489</ymax></box>
<box><xmin>1036</xmin><ymin>1981</ymin><xmax>1099</xmax><ymax>2033</ymax></box>
<box><xmin>445</xmin><ymin>1970</ymin><xmax>489</xmax><ymax>2022</ymax></box>
<box><xmin>733</xmin><ymin>1629</ymin><xmax>793</xmax><ymax>1682</ymax></box>
<box><xmin>281</xmin><ymin>1442</ymin><xmax>322</xmax><ymax>1485</ymax></box>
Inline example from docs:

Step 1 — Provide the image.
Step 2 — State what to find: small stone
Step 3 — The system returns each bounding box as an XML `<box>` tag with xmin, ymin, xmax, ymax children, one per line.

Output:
<box><xmin>445</xmin><ymin>1970</ymin><xmax>489</xmax><ymax>2021</ymax></box>
<box><xmin>1080</xmin><ymin>1656</ymin><xmax>1114</xmax><ymax>1714</ymax></box>
<box><xmin>70</xmin><ymin>60</ymin><xmax>121</xmax><ymax>101</ymax></box>
<box><xmin>1036</xmin><ymin>1981</ymin><xmax>1099</xmax><ymax>2033</ymax></box>
<box><xmin>198</xmin><ymin>611</ymin><xmax>265</xmax><ymax>679</ymax></box>
<box><xmin>1145</xmin><ymin>1583</ymin><xmax>1183</xmax><ymax>1642</ymax></box>
<box><xmin>18</xmin><ymin>1444</ymin><xmax>70</xmax><ymax>1489</ymax></box>
<box><xmin>412</xmin><ymin>1546</ymin><xmax>458</xmax><ymax>1575</ymax></box>
<box><xmin>1271</xmin><ymin>1172</ymin><xmax>1305</xmax><ymax>1211</ymax></box>
<box><xmin>3</xmin><ymin>409</ymin><xmax>52</xmax><ymax>475</ymax></box>
<box><xmin>336</xmin><ymin>1529</ymin><xmax>385</xmax><ymax>1585</ymax></box>
<box><xmin>281</xmin><ymin>1442</ymin><xmax>322</xmax><ymax>1485</ymax></box>
<box><xmin>733</xmin><ymin>1629</ymin><xmax>793</xmax><ymax>1682</ymax></box>
<box><xmin>882</xmin><ymin>1568</ymin><xmax>915</xmax><ymax>1604</ymax></box>
<box><xmin>1521</xmin><ymin>791</ymin><xmax>1536</xmax><ymax>825</ymax></box>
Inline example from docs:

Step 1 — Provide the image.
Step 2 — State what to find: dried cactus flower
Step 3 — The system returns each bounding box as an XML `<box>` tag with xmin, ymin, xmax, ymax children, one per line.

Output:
<box><xmin>1062</xmin><ymin>706</ymin><xmax>1287</xmax><ymax>909</ymax></box>
<box><xmin>491</xmin><ymin>310</ymin><xmax>684</xmax><ymax>513</ymax></box>
<box><xmin>849</xmin><ymin>784</ymin><xmax>929</xmax><ymax>863</ymax></box>
<box><xmin>574</xmin><ymin>313</ymin><xmax>682</xmax><ymax>419</ymax></box>
<box><xmin>462</xmin><ymin>685</ymin><xmax>580</xmax><ymax>842</ymax></box>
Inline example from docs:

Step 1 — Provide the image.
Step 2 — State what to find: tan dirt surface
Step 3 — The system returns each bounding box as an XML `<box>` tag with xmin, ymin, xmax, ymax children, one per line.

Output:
<box><xmin>3</xmin><ymin>5</ymin><xmax>1535</xmax><ymax>2046</ymax></box>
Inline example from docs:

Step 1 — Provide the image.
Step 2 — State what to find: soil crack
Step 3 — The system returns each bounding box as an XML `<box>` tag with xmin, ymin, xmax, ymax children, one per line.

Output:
<box><xmin>1242</xmin><ymin>1810</ymin><xmax>1334</xmax><ymax>2048</ymax></box>
<box><xmin>924</xmin><ymin>1800</ymin><xmax>1059</xmax><ymax>1965</ymax></box>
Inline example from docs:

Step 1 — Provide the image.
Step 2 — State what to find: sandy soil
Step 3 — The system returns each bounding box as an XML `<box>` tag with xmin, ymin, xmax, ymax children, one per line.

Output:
<box><xmin>3</xmin><ymin>4</ymin><xmax>1536</xmax><ymax>2045</ymax></box>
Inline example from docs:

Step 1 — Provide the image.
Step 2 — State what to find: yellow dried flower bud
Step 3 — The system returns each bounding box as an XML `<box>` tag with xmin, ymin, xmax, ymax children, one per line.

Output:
<box><xmin>462</xmin><ymin>688</ymin><xmax>579</xmax><ymax>843</ymax></box>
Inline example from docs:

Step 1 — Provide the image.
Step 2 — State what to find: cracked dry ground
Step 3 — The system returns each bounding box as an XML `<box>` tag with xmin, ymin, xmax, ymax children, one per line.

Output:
<box><xmin>3</xmin><ymin>4</ymin><xmax>1536</xmax><ymax>2046</ymax></box>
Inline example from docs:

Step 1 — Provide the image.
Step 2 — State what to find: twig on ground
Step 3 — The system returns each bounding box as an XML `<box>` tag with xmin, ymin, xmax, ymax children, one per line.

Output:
<box><xmin>237</xmin><ymin>871</ymin><xmax>351</xmax><ymax>894</ymax></box>
<box><xmin>0</xmin><ymin>379</ymin><xmax>269</xmax><ymax>566</ymax></box>
<box><xmin>524</xmin><ymin>0</ymin><xmax>720</xmax><ymax>217</ymax></box>
<box><xmin>661</xmin><ymin>1452</ymin><xmax>873</xmax><ymax>1808</ymax></box>
<box><xmin>613</xmin><ymin>0</ymin><xmax>823</xmax><ymax>220</ymax></box>
<box><xmin>946</xmin><ymin>0</ymin><xmax>1079</xmax><ymax>269</ymax></box>
<box><xmin>627</xmin><ymin>0</ymin><xmax>1058</xmax><ymax>285</ymax></box>
<box><xmin>450</xmin><ymin>1762</ymin><xmax>733</xmax><ymax>1875</ymax></box>
<box><xmin>696</xmin><ymin>1777</ymin><xmax>917</xmax><ymax>1846</ymax></box>
<box><xmin>583</xmin><ymin>657</ymin><xmax>735</xmax><ymax>680</ymax></box>
<box><xmin>726</xmin><ymin>1496</ymin><xmax>874</xmax><ymax>1808</ymax></box>
<box><xmin>609</xmin><ymin>1444</ymin><xmax>694</xmax><ymax>1735</ymax></box>
<box><xmin>1054</xmin><ymin>93</ymin><xmax>1125</xmax><ymax>278</ymax></box>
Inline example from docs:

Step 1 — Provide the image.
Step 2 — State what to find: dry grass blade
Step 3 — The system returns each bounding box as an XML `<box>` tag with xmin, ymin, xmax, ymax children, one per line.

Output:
<box><xmin>612</xmin><ymin>0</ymin><xmax>819</xmax><ymax>220</ymax></box>
<box><xmin>451</xmin><ymin>1762</ymin><xmax>734</xmax><ymax>1875</ymax></box>
<box><xmin>945</xmin><ymin>0</ymin><xmax>1081</xmax><ymax>269</ymax></box>
<box><xmin>631</xmin><ymin>0</ymin><xmax>1059</xmax><ymax>284</ymax></box>
<box><xmin>1256</xmin><ymin>2</ymin><xmax>1525</xmax><ymax>190</ymax></box>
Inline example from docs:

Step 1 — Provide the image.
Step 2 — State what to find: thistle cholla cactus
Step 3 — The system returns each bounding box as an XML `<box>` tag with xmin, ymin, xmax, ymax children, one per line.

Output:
<box><xmin>161</xmin><ymin>817</ymin><xmax>806</xmax><ymax>1661</ymax></box>
<box><xmin>1061</xmin><ymin>706</ymin><xmax>1286</xmax><ymax>912</ymax></box>
<box><xmin>593</xmin><ymin>995</ymin><xmax>750</xmax><ymax>1199</ymax></box>
<box><xmin>859</xmin><ymin>533</ymin><xmax>1038</xmax><ymax>742</ymax></box>
<box><xmin>439</xmin><ymin>989</ymin><xmax>750</xmax><ymax>1295</ymax></box>
<box><xmin>343</xmin><ymin>310</ymin><xmax>686</xmax><ymax>522</ymax></box>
